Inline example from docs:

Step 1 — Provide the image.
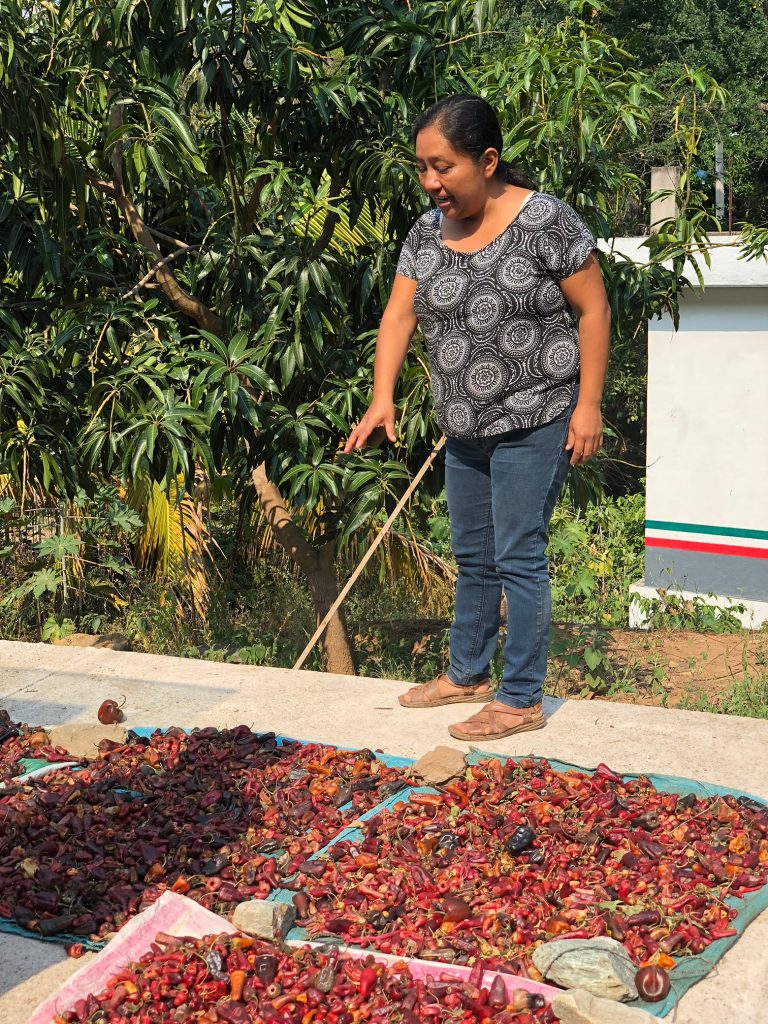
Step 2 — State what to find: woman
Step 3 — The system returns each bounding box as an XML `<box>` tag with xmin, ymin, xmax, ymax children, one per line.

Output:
<box><xmin>344</xmin><ymin>94</ymin><xmax>610</xmax><ymax>741</ymax></box>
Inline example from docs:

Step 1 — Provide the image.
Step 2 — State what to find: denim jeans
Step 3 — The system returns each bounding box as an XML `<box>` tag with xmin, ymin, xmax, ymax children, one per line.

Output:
<box><xmin>444</xmin><ymin>400</ymin><xmax>574</xmax><ymax>708</ymax></box>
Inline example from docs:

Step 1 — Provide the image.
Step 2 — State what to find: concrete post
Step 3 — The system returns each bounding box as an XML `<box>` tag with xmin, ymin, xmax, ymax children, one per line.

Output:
<box><xmin>715</xmin><ymin>143</ymin><xmax>725</xmax><ymax>223</ymax></box>
<box><xmin>624</xmin><ymin>236</ymin><xmax>768</xmax><ymax>630</ymax></box>
<box><xmin>650</xmin><ymin>166</ymin><xmax>680</xmax><ymax>232</ymax></box>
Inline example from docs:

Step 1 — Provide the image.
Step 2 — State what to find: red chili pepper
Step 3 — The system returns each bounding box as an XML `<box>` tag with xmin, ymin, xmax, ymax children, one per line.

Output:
<box><xmin>488</xmin><ymin>975</ymin><xmax>507</xmax><ymax>1009</ymax></box>
<box><xmin>443</xmin><ymin>783</ymin><xmax>469</xmax><ymax>807</ymax></box>
<box><xmin>359</xmin><ymin>967</ymin><xmax>378</xmax><ymax>999</ymax></box>
<box><xmin>594</xmin><ymin>762</ymin><xmax>622</xmax><ymax>783</ymax></box>
<box><xmin>409</xmin><ymin>792</ymin><xmax>444</xmax><ymax>807</ymax></box>
<box><xmin>709</xmin><ymin>926</ymin><xmax>738</xmax><ymax>940</ymax></box>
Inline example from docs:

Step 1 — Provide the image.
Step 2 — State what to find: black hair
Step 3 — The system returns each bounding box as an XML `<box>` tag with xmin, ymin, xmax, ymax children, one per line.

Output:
<box><xmin>412</xmin><ymin>94</ymin><xmax>534</xmax><ymax>189</ymax></box>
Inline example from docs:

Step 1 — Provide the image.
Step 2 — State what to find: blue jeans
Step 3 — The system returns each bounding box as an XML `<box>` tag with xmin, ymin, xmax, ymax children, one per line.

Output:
<box><xmin>444</xmin><ymin>403</ymin><xmax>573</xmax><ymax>708</ymax></box>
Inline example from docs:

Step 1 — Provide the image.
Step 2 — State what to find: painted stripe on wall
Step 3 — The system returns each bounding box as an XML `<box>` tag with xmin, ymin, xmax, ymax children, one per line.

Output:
<box><xmin>645</xmin><ymin>537</ymin><xmax>768</xmax><ymax>560</ymax></box>
<box><xmin>645</xmin><ymin>548</ymin><xmax>768</xmax><ymax>602</ymax></box>
<box><xmin>646</xmin><ymin>520</ymin><xmax>768</xmax><ymax>542</ymax></box>
<box><xmin>646</xmin><ymin>531</ymin><xmax>768</xmax><ymax>552</ymax></box>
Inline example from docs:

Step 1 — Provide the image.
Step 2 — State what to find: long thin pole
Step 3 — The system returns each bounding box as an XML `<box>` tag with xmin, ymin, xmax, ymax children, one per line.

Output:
<box><xmin>715</xmin><ymin>143</ymin><xmax>725</xmax><ymax>224</ymax></box>
<box><xmin>727</xmin><ymin>154</ymin><xmax>733</xmax><ymax>233</ymax></box>
<box><xmin>293</xmin><ymin>435</ymin><xmax>446</xmax><ymax>671</ymax></box>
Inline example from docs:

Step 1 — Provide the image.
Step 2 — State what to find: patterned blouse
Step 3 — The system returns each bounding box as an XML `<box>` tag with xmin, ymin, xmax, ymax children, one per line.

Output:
<box><xmin>395</xmin><ymin>192</ymin><xmax>596</xmax><ymax>438</ymax></box>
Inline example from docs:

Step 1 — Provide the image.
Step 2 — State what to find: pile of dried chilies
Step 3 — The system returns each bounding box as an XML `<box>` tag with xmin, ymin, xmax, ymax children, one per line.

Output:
<box><xmin>0</xmin><ymin>721</ymin><xmax>71</xmax><ymax>784</ymax></box>
<box><xmin>51</xmin><ymin>933</ymin><xmax>558</xmax><ymax>1024</ymax></box>
<box><xmin>0</xmin><ymin>728</ymin><xmax>408</xmax><ymax>940</ymax></box>
<box><xmin>290</xmin><ymin>757</ymin><xmax>768</xmax><ymax>975</ymax></box>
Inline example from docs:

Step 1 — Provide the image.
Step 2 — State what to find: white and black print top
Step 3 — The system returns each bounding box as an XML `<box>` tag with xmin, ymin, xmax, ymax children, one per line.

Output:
<box><xmin>395</xmin><ymin>192</ymin><xmax>597</xmax><ymax>438</ymax></box>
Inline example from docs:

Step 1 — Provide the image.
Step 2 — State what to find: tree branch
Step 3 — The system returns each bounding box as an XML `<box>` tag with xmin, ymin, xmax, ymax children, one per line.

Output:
<box><xmin>122</xmin><ymin>245</ymin><xmax>200</xmax><ymax>300</ymax></box>
<box><xmin>148</xmin><ymin>226</ymin><xmax>190</xmax><ymax>249</ymax></box>
<box><xmin>85</xmin><ymin>104</ymin><xmax>225</xmax><ymax>337</ymax></box>
<box><xmin>115</xmin><ymin>186</ymin><xmax>224</xmax><ymax>335</ymax></box>
<box><xmin>250</xmin><ymin>463</ymin><xmax>320</xmax><ymax>576</ymax></box>
<box><xmin>309</xmin><ymin>174</ymin><xmax>345</xmax><ymax>259</ymax></box>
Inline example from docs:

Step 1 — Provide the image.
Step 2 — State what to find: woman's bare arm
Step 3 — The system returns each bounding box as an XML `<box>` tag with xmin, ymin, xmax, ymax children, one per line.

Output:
<box><xmin>558</xmin><ymin>254</ymin><xmax>611</xmax><ymax>465</ymax></box>
<box><xmin>344</xmin><ymin>274</ymin><xmax>418</xmax><ymax>452</ymax></box>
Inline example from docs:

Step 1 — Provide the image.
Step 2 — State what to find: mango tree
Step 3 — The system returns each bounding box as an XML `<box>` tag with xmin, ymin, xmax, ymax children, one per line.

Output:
<box><xmin>1</xmin><ymin>0</ymin><xmax>494</xmax><ymax>669</ymax></box>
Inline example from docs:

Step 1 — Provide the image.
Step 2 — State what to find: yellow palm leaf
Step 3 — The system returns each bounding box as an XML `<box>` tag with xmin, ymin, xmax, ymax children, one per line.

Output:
<box><xmin>125</xmin><ymin>476</ymin><xmax>211</xmax><ymax>616</ymax></box>
<box><xmin>295</xmin><ymin>174</ymin><xmax>389</xmax><ymax>254</ymax></box>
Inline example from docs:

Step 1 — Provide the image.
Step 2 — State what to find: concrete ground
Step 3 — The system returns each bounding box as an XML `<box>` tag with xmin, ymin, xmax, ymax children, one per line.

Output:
<box><xmin>1</xmin><ymin>638</ymin><xmax>767</xmax><ymax>1023</ymax></box>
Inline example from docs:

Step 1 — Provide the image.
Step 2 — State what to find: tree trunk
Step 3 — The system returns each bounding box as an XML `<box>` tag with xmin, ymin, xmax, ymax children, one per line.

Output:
<box><xmin>311</xmin><ymin>541</ymin><xmax>357</xmax><ymax>677</ymax></box>
<box><xmin>251</xmin><ymin>464</ymin><xmax>357</xmax><ymax>676</ymax></box>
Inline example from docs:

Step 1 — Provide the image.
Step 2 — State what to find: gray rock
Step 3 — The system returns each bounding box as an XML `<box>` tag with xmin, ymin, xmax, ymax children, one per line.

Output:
<box><xmin>532</xmin><ymin>937</ymin><xmax>639</xmax><ymax>1002</ymax></box>
<box><xmin>52</xmin><ymin>632</ymin><xmax>132</xmax><ymax>651</ymax></box>
<box><xmin>552</xmin><ymin>989</ymin><xmax>657</xmax><ymax>1024</ymax></box>
<box><xmin>231</xmin><ymin>899</ymin><xmax>295</xmax><ymax>940</ymax></box>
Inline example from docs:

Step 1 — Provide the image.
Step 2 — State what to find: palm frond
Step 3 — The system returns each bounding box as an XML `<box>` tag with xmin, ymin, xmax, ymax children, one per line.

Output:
<box><xmin>295</xmin><ymin>174</ymin><xmax>390</xmax><ymax>254</ymax></box>
<box><xmin>125</xmin><ymin>475</ymin><xmax>211</xmax><ymax>616</ymax></box>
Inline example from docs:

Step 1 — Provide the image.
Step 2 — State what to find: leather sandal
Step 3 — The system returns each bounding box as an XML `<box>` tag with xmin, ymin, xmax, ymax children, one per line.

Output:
<box><xmin>447</xmin><ymin>700</ymin><xmax>545</xmax><ymax>740</ymax></box>
<box><xmin>398</xmin><ymin>673</ymin><xmax>493</xmax><ymax>709</ymax></box>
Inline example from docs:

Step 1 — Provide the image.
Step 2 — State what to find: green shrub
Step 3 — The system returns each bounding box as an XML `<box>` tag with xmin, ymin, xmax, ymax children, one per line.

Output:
<box><xmin>548</xmin><ymin>492</ymin><xmax>645</xmax><ymax>627</ymax></box>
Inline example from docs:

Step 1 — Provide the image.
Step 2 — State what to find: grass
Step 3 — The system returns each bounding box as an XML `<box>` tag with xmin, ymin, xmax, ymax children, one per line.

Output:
<box><xmin>676</xmin><ymin>674</ymin><xmax>768</xmax><ymax>719</ymax></box>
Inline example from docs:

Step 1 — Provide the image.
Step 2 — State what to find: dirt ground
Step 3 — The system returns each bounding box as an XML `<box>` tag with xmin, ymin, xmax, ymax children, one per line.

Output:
<box><xmin>549</xmin><ymin>622</ymin><xmax>767</xmax><ymax>707</ymax></box>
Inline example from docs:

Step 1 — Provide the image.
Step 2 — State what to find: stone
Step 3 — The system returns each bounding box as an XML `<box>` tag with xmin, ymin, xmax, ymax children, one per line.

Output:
<box><xmin>532</xmin><ymin>938</ymin><xmax>638</xmax><ymax>1002</ymax></box>
<box><xmin>52</xmin><ymin>632</ymin><xmax>132</xmax><ymax>651</ymax></box>
<box><xmin>47</xmin><ymin>724</ymin><xmax>129</xmax><ymax>759</ymax></box>
<box><xmin>231</xmin><ymin>899</ymin><xmax>295</xmax><ymax>940</ymax></box>
<box><xmin>552</xmin><ymin>989</ymin><xmax>658</xmax><ymax>1024</ymax></box>
<box><xmin>410</xmin><ymin>745</ymin><xmax>466</xmax><ymax>784</ymax></box>
<box><xmin>195</xmin><ymin>643</ymin><xmax>241</xmax><ymax>663</ymax></box>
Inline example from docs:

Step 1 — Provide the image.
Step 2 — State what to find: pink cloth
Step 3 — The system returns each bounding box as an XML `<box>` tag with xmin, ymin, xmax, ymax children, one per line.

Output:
<box><xmin>29</xmin><ymin>892</ymin><xmax>238</xmax><ymax>1024</ymax></box>
<box><xmin>30</xmin><ymin>891</ymin><xmax>559</xmax><ymax>1022</ymax></box>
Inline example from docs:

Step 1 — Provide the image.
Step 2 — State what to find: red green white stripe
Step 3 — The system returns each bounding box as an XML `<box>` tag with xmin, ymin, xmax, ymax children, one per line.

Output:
<box><xmin>645</xmin><ymin>520</ymin><xmax>768</xmax><ymax>560</ymax></box>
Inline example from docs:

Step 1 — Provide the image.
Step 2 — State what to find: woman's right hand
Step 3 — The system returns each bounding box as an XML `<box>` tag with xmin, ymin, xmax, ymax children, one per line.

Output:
<box><xmin>344</xmin><ymin>274</ymin><xmax>417</xmax><ymax>454</ymax></box>
<box><xmin>343</xmin><ymin>399</ymin><xmax>396</xmax><ymax>453</ymax></box>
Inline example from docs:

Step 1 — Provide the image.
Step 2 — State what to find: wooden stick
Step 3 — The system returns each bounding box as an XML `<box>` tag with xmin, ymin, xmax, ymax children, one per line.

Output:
<box><xmin>293</xmin><ymin>435</ymin><xmax>446</xmax><ymax>671</ymax></box>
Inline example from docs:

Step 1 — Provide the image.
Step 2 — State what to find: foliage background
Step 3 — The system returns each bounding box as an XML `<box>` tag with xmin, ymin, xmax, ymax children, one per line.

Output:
<box><xmin>0</xmin><ymin>0</ymin><xmax>765</xmax><ymax>693</ymax></box>
<box><xmin>492</xmin><ymin>0</ymin><xmax>768</xmax><ymax>227</ymax></box>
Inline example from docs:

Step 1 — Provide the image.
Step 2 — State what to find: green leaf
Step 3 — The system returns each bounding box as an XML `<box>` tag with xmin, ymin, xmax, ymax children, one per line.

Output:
<box><xmin>31</xmin><ymin>568</ymin><xmax>60</xmax><ymax>598</ymax></box>
<box><xmin>39</xmin><ymin>534</ymin><xmax>81</xmax><ymax>559</ymax></box>
<box><xmin>146</xmin><ymin>145</ymin><xmax>171</xmax><ymax>190</ymax></box>
<box><xmin>583</xmin><ymin>647</ymin><xmax>604</xmax><ymax>671</ymax></box>
<box><xmin>154</xmin><ymin>107</ymin><xmax>199</xmax><ymax>154</ymax></box>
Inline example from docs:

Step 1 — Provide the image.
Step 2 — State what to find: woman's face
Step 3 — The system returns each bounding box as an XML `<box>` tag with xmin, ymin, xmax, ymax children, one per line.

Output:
<box><xmin>414</xmin><ymin>122</ymin><xmax>498</xmax><ymax>220</ymax></box>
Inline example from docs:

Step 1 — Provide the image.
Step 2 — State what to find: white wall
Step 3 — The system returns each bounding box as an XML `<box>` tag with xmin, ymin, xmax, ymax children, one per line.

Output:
<box><xmin>646</xmin><ymin>287</ymin><xmax>768</xmax><ymax>532</ymax></box>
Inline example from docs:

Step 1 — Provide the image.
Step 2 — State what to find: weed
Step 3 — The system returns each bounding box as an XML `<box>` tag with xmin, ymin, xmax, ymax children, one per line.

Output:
<box><xmin>632</xmin><ymin>591</ymin><xmax>746</xmax><ymax>633</ymax></box>
<box><xmin>0</xmin><ymin>489</ymin><xmax>141</xmax><ymax>640</ymax></box>
<box><xmin>677</xmin><ymin>674</ymin><xmax>768</xmax><ymax>720</ymax></box>
<box><xmin>548</xmin><ymin>492</ymin><xmax>645</xmax><ymax>627</ymax></box>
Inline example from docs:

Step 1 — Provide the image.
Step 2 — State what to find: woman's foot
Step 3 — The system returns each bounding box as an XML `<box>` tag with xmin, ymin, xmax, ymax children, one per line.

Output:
<box><xmin>398</xmin><ymin>673</ymin><xmax>493</xmax><ymax>708</ymax></box>
<box><xmin>447</xmin><ymin>700</ymin><xmax>545</xmax><ymax>740</ymax></box>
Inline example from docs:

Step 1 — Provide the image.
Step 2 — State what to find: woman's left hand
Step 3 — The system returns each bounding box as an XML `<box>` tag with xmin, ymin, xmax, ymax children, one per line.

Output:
<box><xmin>565</xmin><ymin>402</ymin><xmax>603</xmax><ymax>466</ymax></box>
